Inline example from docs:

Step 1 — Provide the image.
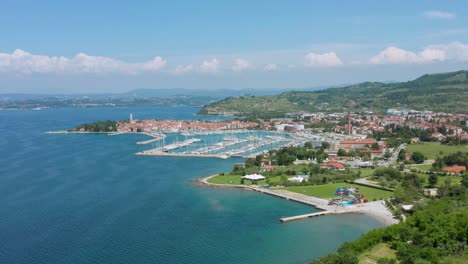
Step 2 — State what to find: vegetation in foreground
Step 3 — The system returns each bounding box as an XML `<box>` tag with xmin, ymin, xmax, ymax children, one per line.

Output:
<box><xmin>358</xmin><ymin>243</ymin><xmax>397</xmax><ymax>264</ymax></box>
<box><xmin>311</xmin><ymin>195</ymin><xmax>468</xmax><ymax>264</ymax></box>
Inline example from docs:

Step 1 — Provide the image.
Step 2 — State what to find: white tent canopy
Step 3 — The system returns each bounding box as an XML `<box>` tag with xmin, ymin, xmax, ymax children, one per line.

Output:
<box><xmin>242</xmin><ymin>174</ymin><xmax>265</xmax><ymax>181</ymax></box>
<box><xmin>288</xmin><ymin>176</ymin><xmax>304</xmax><ymax>183</ymax></box>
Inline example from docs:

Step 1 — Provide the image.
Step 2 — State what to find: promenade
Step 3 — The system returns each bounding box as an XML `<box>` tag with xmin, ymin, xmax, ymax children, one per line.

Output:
<box><xmin>197</xmin><ymin>175</ymin><xmax>399</xmax><ymax>225</ymax></box>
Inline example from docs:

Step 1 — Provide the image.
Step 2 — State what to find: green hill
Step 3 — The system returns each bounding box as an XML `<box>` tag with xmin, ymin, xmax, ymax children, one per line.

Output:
<box><xmin>198</xmin><ymin>70</ymin><xmax>468</xmax><ymax>118</ymax></box>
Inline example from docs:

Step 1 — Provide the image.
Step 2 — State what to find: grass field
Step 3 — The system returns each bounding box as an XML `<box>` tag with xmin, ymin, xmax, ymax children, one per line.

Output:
<box><xmin>284</xmin><ymin>183</ymin><xmax>393</xmax><ymax>201</ymax></box>
<box><xmin>207</xmin><ymin>174</ymin><xmax>246</xmax><ymax>185</ymax></box>
<box><xmin>207</xmin><ymin>174</ymin><xmax>281</xmax><ymax>185</ymax></box>
<box><xmin>351</xmin><ymin>168</ymin><xmax>376</xmax><ymax>177</ymax></box>
<box><xmin>406</xmin><ymin>142</ymin><xmax>468</xmax><ymax>160</ymax></box>
<box><xmin>417</xmin><ymin>174</ymin><xmax>461</xmax><ymax>187</ymax></box>
<box><xmin>407</xmin><ymin>164</ymin><xmax>433</xmax><ymax>171</ymax></box>
<box><xmin>358</xmin><ymin>243</ymin><xmax>396</xmax><ymax>264</ymax></box>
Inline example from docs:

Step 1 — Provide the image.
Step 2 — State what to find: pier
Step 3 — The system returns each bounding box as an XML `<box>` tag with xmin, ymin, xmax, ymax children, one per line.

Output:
<box><xmin>280</xmin><ymin>211</ymin><xmax>334</xmax><ymax>223</ymax></box>
<box><xmin>136</xmin><ymin>133</ymin><xmax>166</xmax><ymax>145</ymax></box>
<box><xmin>136</xmin><ymin>151</ymin><xmax>229</xmax><ymax>159</ymax></box>
<box><xmin>139</xmin><ymin>138</ymin><xmax>202</xmax><ymax>153</ymax></box>
<box><xmin>136</xmin><ymin>138</ymin><xmax>163</xmax><ymax>145</ymax></box>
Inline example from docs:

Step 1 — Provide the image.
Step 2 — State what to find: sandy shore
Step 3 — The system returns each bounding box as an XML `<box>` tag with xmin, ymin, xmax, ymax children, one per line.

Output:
<box><xmin>196</xmin><ymin>174</ymin><xmax>399</xmax><ymax>226</ymax></box>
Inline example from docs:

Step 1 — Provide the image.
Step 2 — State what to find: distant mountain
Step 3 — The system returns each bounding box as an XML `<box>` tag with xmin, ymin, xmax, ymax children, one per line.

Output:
<box><xmin>124</xmin><ymin>87</ymin><xmax>328</xmax><ymax>98</ymax></box>
<box><xmin>199</xmin><ymin>70</ymin><xmax>468</xmax><ymax>118</ymax></box>
<box><xmin>0</xmin><ymin>86</ymin><xmax>328</xmax><ymax>101</ymax></box>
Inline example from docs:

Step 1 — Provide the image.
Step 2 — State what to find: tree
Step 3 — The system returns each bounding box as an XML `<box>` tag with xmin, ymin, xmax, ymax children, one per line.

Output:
<box><xmin>398</xmin><ymin>149</ymin><xmax>406</xmax><ymax>161</ymax></box>
<box><xmin>244</xmin><ymin>158</ymin><xmax>256</xmax><ymax>168</ymax></box>
<box><xmin>384</xmin><ymin>151</ymin><xmax>392</xmax><ymax>160</ymax></box>
<box><xmin>411</xmin><ymin>152</ymin><xmax>425</xmax><ymax>164</ymax></box>
<box><xmin>371</xmin><ymin>142</ymin><xmax>380</xmax><ymax>150</ymax></box>
<box><xmin>461</xmin><ymin>174</ymin><xmax>468</xmax><ymax>188</ymax></box>
<box><xmin>338</xmin><ymin>149</ymin><xmax>348</xmax><ymax>157</ymax></box>
<box><xmin>428</xmin><ymin>174</ymin><xmax>438</xmax><ymax>187</ymax></box>
<box><xmin>321</xmin><ymin>141</ymin><xmax>331</xmax><ymax>149</ymax></box>
<box><xmin>304</xmin><ymin>142</ymin><xmax>313</xmax><ymax>149</ymax></box>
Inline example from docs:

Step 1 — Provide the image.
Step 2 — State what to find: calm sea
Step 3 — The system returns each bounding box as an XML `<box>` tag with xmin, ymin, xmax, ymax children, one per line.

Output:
<box><xmin>0</xmin><ymin>107</ymin><xmax>384</xmax><ymax>264</ymax></box>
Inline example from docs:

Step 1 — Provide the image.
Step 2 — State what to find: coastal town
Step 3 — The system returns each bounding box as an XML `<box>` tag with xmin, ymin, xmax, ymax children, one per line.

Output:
<box><xmin>64</xmin><ymin>107</ymin><xmax>468</xmax><ymax>229</ymax></box>
<box><xmin>100</xmin><ymin>109</ymin><xmax>468</xmax><ymax>141</ymax></box>
<box><xmin>6</xmin><ymin>1</ymin><xmax>468</xmax><ymax>263</ymax></box>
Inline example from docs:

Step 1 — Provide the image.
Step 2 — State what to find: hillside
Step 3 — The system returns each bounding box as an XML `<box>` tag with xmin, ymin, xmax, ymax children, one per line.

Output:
<box><xmin>198</xmin><ymin>70</ymin><xmax>468</xmax><ymax>118</ymax></box>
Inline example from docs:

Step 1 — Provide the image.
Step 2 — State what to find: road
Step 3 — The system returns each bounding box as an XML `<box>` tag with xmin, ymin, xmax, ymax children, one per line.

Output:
<box><xmin>379</xmin><ymin>143</ymin><xmax>407</xmax><ymax>167</ymax></box>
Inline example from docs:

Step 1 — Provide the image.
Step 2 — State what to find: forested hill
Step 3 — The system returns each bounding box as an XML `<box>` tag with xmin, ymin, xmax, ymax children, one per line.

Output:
<box><xmin>198</xmin><ymin>70</ymin><xmax>468</xmax><ymax>118</ymax></box>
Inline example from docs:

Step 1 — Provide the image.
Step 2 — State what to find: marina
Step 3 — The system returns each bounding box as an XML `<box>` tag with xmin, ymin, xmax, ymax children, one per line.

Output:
<box><xmin>135</xmin><ymin>130</ymin><xmax>324</xmax><ymax>159</ymax></box>
<box><xmin>137</xmin><ymin>138</ymin><xmax>202</xmax><ymax>154</ymax></box>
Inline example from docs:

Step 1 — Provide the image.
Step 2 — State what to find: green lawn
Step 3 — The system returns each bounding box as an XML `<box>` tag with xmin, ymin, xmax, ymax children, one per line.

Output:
<box><xmin>358</xmin><ymin>243</ymin><xmax>397</xmax><ymax>264</ymax></box>
<box><xmin>284</xmin><ymin>183</ymin><xmax>393</xmax><ymax>201</ymax></box>
<box><xmin>207</xmin><ymin>174</ymin><xmax>246</xmax><ymax>185</ymax></box>
<box><xmin>407</xmin><ymin>164</ymin><xmax>433</xmax><ymax>171</ymax></box>
<box><xmin>351</xmin><ymin>168</ymin><xmax>376</xmax><ymax>177</ymax></box>
<box><xmin>417</xmin><ymin>174</ymin><xmax>461</xmax><ymax>187</ymax></box>
<box><xmin>406</xmin><ymin>142</ymin><xmax>468</xmax><ymax>160</ymax></box>
<box><xmin>207</xmin><ymin>174</ymin><xmax>281</xmax><ymax>185</ymax></box>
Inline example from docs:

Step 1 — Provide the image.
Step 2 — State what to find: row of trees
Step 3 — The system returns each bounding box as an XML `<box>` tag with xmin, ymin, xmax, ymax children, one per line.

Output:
<box><xmin>432</xmin><ymin>151</ymin><xmax>468</xmax><ymax>170</ymax></box>
<box><xmin>265</xmin><ymin>143</ymin><xmax>330</xmax><ymax>166</ymax></box>
<box><xmin>372</xmin><ymin>125</ymin><xmax>435</xmax><ymax>147</ymax></box>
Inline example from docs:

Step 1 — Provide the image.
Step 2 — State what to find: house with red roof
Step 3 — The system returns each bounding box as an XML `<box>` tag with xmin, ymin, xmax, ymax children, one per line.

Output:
<box><xmin>431</xmin><ymin>132</ymin><xmax>447</xmax><ymax>141</ymax></box>
<box><xmin>338</xmin><ymin>138</ymin><xmax>377</xmax><ymax>151</ymax></box>
<box><xmin>260</xmin><ymin>165</ymin><xmax>275</xmax><ymax>172</ymax></box>
<box><xmin>443</xmin><ymin>166</ymin><xmax>466</xmax><ymax>175</ymax></box>
<box><xmin>320</xmin><ymin>161</ymin><xmax>346</xmax><ymax>171</ymax></box>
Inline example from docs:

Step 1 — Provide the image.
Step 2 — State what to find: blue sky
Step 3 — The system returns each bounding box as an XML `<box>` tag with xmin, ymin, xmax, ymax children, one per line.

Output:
<box><xmin>1</xmin><ymin>0</ymin><xmax>468</xmax><ymax>93</ymax></box>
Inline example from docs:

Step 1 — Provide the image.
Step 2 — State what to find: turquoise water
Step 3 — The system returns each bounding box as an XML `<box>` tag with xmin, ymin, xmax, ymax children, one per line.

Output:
<box><xmin>0</xmin><ymin>107</ymin><xmax>384</xmax><ymax>264</ymax></box>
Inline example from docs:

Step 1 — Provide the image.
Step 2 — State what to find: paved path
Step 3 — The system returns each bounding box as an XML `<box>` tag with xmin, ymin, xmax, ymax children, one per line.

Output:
<box><xmin>354</xmin><ymin>177</ymin><xmax>382</xmax><ymax>188</ymax></box>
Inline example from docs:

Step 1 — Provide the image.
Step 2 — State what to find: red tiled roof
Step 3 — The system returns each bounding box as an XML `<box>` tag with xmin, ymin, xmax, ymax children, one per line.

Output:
<box><xmin>340</xmin><ymin>139</ymin><xmax>377</xmax><ymax>144</ymax></box>
<box><xmin>320</xmin><ymin>161</ymin><xmax>346</xmax><ymax>169</ymax></box>
<box><xmin>443</xmin><ymin>166</ymin><xmax>466</xmax><ymax>173</ymax></box>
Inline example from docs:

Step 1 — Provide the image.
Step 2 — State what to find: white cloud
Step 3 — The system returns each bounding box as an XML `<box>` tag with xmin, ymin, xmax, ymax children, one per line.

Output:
<box><xmin>370</xmin><ymin>42</ymin><xmax>468</xmax><ymax>64</ymax></box>
<box><xmin>427</xmin><ymin>41</ymin><xmax>468</xmax><ymax>61</ymax></box>
<box><xmin>264</xmin><ymin>63</ymin><xmax>278</xmax><ymax>71</ymax></box>
<box><xmin>199</xmin><ymin>58</ymin><xmax>220</xmax><ymax>73</ymax></box>
<box><xmin>173</xmin><ymin>64</ymin><xmax>194</xmax><ymax>75</ymax></box>
<box><xmin>423</xmin><ymin>11</ymin><xmax>456</xmax><ymax>19</ymax></box>
<box><xmin>232</xmin><ymin>58</ymin><xmax>253</xmax><ymax>72</ymax></box>
<box><xmin>72</xmin><ymin>53</ymin><xmax>131</xmax><ymax>73</ymax></box>
<box><xmin>0</xmin><ymin>49</ymin><xmax>166</xmax><ymax>74</ymax></box>
<box><xmin>304</xmin><ymin>52</ymin><xmax>343</xmax><ymax>67</ymax></box>
<box><xmin>141</xmin><ymin>56</ymin><xmax>167</xmax><ymax>71</ymax></box>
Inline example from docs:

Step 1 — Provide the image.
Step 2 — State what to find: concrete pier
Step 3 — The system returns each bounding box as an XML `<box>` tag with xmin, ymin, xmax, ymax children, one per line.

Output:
<box><xmin>136</xmin><ymin>151</ymin><xmax>229</xmax><ymax>159</ymax></box>
<box><xmin>280</xmin><ymin>211</ymin><xmax>334</xmax><ymax>223</ymax></box>
<box><xmin>136</xmin><ymin>137</ymin><xmax>164</xmax><ymax>145</ymax></box>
